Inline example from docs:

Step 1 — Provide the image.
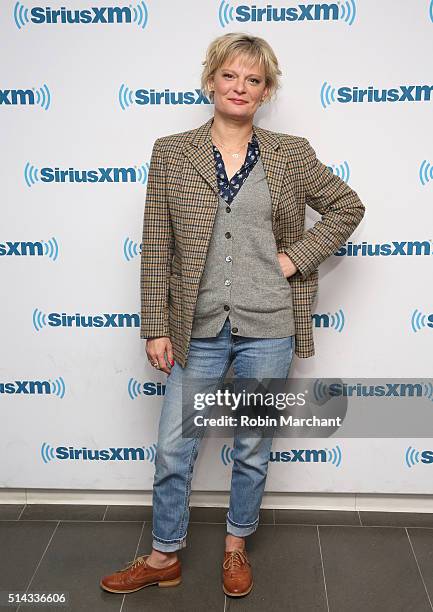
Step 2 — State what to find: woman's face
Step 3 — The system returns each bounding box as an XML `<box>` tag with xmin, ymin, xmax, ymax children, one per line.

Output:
<box><xmin>208</xmin><ymin>54</ymin><xmax>269</xmax><ymax>121</ymax></box>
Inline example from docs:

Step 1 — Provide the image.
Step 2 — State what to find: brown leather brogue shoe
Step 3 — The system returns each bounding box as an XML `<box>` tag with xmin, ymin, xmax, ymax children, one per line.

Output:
<box><xmin>222</xmin><ymin>548</ymin><xmax>253</xmax><ymax>597</ymax></box>
<box><xmin>100</xmin><ymin>554</ymin><xmax>181</xmax><ymax>593</ymax></box>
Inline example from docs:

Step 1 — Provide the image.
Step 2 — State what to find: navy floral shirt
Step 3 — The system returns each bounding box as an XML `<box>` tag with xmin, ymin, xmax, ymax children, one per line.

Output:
<box><xmin>212</xmin><ymin>133</ymin><xmax>260</xmax><ymax>205</ymax></box>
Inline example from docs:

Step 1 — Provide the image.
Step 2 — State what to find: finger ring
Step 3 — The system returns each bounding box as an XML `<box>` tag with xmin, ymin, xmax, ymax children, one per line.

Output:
<box><xmin>151</xmin><ymin>361</ymin><xmax>160</xmax><ymax>369</ymax></box>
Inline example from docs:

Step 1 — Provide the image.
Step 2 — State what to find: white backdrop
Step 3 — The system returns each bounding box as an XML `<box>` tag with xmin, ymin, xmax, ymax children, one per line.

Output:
<box><xmin>1</xmin><ymin>0</ymin><xmax>432</xmax><ymax>493</ymax></box>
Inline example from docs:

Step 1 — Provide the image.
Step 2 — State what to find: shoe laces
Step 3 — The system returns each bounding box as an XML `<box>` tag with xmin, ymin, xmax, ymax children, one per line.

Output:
<box><xmin>120</xmin><ymin>555</ymin><xmax>147</xmax><ymax>571</ymax></box>
<box><xmin>223</xmin><ymin>549</ymin><xmax>248</xmax><ymax>570</ymax></box>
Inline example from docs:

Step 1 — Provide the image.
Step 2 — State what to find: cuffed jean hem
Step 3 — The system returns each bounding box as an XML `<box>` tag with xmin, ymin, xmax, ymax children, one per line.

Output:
<box><xmin>152</xmin><ymin>532</ymin><xmax>187</xmax><ymax>553</ymax></box>
<box><xmin>226</xmin><ymin>512</ymin><xmax>259</xmax><ymax>537</ymax></box>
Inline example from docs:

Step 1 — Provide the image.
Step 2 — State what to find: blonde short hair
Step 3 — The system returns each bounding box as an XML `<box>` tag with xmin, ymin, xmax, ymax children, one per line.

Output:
<box><xmin>201</xmin><ymin>32</ymin><xmax>282</xmax><ymax>104</ymax></box>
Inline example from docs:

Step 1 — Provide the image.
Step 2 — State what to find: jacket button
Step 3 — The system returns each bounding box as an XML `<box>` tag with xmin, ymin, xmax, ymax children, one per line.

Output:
<box><xmin>224</xmin><ymin>279</ymin><xmax>231</xmax><ymax>286</ymax></box>
<box><xmin>225</xmin><ymin>231</ymin><xmax>231</xmax><ymax>239</ymax></box>
<box><xmin>224</xmin><ymin>305</ymin><xmax>230</xmax><ymax>311</ymax></box>
<box><xmin>225</xmin><ymin>255</ymin><xmax>232</xmax><ymax>262</ymax></box>
<box><xmin>226</xmin><ymin>206</ymin><xmax>231</xmax><ymax>213</ymax></box>
<box><xmin>231</xmin><ymin>327</ymin><xmax>238</xmax><ymax>334</ymax></box>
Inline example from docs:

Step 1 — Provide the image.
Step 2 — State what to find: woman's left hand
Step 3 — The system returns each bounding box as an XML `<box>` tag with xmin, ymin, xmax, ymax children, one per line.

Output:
<box><xmin>277</xmin><ymin>252</ymin><xmax>298</xmax><ymax>278</ymax></box>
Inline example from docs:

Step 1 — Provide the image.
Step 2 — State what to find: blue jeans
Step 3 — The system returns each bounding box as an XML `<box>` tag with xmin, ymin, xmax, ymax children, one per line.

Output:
<box><xmin>151</xmin><ymin>317</ymin><xmax>295</xmax><ymax>552</ymax></box>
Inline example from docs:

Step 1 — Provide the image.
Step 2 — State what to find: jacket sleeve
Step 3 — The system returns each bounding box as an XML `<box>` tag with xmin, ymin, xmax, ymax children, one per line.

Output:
<box><xmin>283</xmin><ymin>137</ymin><xmax>366</xmax><ymax>280</ymax></box>
<box><xmin>140</xmin><ymin>139</ymin><xmax>174</xmax><ymax>339</ymax></box>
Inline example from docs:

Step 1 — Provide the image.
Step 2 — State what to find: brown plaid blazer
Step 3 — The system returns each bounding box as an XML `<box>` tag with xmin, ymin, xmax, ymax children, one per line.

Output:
<box><xmin>140</xmin><ymin>116</ymin><xmax>365</xmax><ymax>367</ymax></box>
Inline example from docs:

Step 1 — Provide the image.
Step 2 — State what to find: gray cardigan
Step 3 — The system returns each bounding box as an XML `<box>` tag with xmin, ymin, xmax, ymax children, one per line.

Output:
<box><xmin>191</xmin><ymin>156</ymin><xmax>296</xmax><ymax>339</ymax></box>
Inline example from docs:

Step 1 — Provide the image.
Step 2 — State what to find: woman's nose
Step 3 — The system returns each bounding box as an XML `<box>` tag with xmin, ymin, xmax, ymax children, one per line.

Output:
<box><xmin>233</xmin><ymin>79</ymin><xmax>246</xmax><ymax>93</ymax></box>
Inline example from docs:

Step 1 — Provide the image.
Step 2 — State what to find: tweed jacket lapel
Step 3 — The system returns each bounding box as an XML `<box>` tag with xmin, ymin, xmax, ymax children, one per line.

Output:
<box><xmin>182</xmin><ymin>117</ymin><xmax>287</xmax><ymax>229</ymax></box>
<box><xmin>252</xmin><ymin>122</ymin><xmax>287</xmax><ymax>231</ymax></box>
<box><xmin>182</xmin><ymin>118</ymin><xmax>219</xmax><ymax>199</ymax></box>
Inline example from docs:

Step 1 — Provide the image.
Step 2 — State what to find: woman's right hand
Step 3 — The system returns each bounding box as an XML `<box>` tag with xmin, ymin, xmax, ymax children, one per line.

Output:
<box><xmin>146</xmin><ymin>337</ymin><xmax>174</xmax><ymax>375</ymax></box>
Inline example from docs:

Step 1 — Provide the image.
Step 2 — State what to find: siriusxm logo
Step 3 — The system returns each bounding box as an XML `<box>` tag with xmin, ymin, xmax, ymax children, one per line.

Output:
<box><xmin>327</xmin><ymin>161</ymin><xmax>350</xmax><ymax>182</ymax></box>
<box><xmin>411</xmin><ymin>309</ymin><xmax>433</xmax><ymax>332</ymax></box>
<box><xmin>0</xmin><ymin>85</ymin><xmax>51</xmax><ymax>110</ymax></box>
<box><xmin>335</xmin><ymin>240</ymin><xmax>433</xmax><ymax>257</ymax></box>
<box><xmin>24</xmin><ymin>162</ymin><xmax>149</xmax><ymax>187</ymax></box>
<box><xmin>33</xmin><ymin>308</ymin><xmax>139</xmax><ymax>331</ymax></box>
<box><xmin>218</xmin><ymin>1</ymin><xmax>356</xmax><ymax>27</ymax></box>
<box><xmin>269</xmin><ymin>446</ymin><xmax>342</xmax><ymax>465</ymax></box>
<box><xmin>312</xmin><ymin>309</ymin><xmax>345</xmax><ymax>332</ymax></box>
<box><xmin>314</xmin><ymin>380</ymin><xmax>433</xmax><ymax>400</ymax></box>
<box><xmin>221</xmin><ymin>444</ymin><xmax>342</xmax><ymax>466</ymax></box>
<box><xmin>0</xmin><ymin>239</ymin><xmax>59</xmax><ymax>261</ymax></box>
<box><xmin>14</xmin><ymin>2</ymin><xmax>148</xmax><ymax>29</ymax></box>
<box><xmin>124</xmin><ymin>237</ymin><xmax>142</xmax><ymax>261</ymax></box>
<box><xmin>419</xmin><ymin>160</ymin><xmax>433</xmax><ymax>186</ymax></box>
<box><xmin>128</xmin><ymin>378</ymin><xmax>166</xmax><ymax>400</ymax></box>
<box><xmin>1</xmin><ymin>377</ymin><xmax>65</xmax><ymax>397</ymax></box>
<box><xmin>118</xmin><ymin>84</ymin><xmax>211</xmax><ymax>109</ymax></box>
<box><xmin>405</xmin><ymin>446</ymin><xmax>433</xmax><ymax>468</ymax></box>
<box><xmin>41</xmin><ymin>442</ymin><xmax>157</xmax><ymax>463</ymax></box>
<box><xmin>321</xmin><ymin>82</ymin><xmax>433</xmax><ymax>108</ymax></box>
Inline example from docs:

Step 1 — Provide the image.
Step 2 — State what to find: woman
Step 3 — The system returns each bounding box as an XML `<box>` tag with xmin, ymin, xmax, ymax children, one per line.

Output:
<box><xmin>100</xmin><ymin>32</ymin><xmax>365</xmax><ymax>598</ymax></box>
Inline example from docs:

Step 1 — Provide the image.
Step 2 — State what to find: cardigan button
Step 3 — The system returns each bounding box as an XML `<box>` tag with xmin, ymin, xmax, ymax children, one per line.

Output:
<box><xmin>225</xmin><ymin>231</ymin><xmax>231</xmax><ymax>239</ymax></box>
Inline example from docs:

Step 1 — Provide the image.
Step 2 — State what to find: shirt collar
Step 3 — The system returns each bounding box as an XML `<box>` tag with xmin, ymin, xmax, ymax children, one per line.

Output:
<box><xmin>243</xmin><ymin>133</ymin><xmax>260</xmax><ymax>169</ymax></box>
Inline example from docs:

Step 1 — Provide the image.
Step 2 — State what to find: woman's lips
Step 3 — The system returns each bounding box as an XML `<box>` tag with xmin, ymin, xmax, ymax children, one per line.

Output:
<box><xmin>228</xmin><ymin>99</ymin><xmax>248</xmax><ymax>105</ymax></box>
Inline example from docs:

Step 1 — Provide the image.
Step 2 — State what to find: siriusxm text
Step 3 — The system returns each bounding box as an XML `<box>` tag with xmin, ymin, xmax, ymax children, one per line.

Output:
<box><xmin>55</xmin><ymin>446</ymin><xmax>150</xmax><ymax>460</ymax></box>
<box><xmin>335</xmin><ymin>241</ymin><xmax>433</xmax><ymax>257</ymax></box>
<box><xmin>270</xmin><ymin>450</ymin><xmax>328</xmax><ymax>462</ymax></box>
<box><xmin>336</xmin><ymin>85</ymin><xmax>432</xmax><ymax>103</ymax></box>
<box><xmin>1</xmin><ymin>380</ymin><xmax>52</xmax><ymax>394</ymax></box>
<box><xmin>0</xmin><ymin>241</ymin><xmax>44</xmax><ymax>256</ymax></box>
<box><xmin>36</xmin><ymin>167</ymin><xmax>143</xmax><ymax>183</ymax></box>
<box><xmin>37</xmin><ymin>313</ymin><xmax>139</xmax><ymax>327</ymax></box>
<box><xmin>133</xmin><ymin>89</ymin><xmax>210</xmax><ymax>105</ymax></box>
<box><xmin>26</xmin><ymin>6</ymin><xmax>134</xmax><ymax>24</ymax></box>
<box><xmin>324</xmin><ymin>383</ymin><xmax>431</xmax><ymax>397</ymax></box>
<box><xmin>232</xmin><ymin>4</ymin><xmax>338</xmax><ymax>22</ymax></box>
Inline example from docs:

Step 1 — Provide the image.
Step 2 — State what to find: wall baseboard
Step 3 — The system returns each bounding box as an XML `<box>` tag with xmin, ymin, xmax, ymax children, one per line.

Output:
<box><xmin>1</xmin><ymin>488</ymin><xmax>433</xmax><ymax>513</ymax></box>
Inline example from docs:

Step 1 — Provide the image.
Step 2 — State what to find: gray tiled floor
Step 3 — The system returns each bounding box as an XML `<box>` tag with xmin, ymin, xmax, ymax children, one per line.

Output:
<box><xmin>1</xmin><ymin>505</ymin><xmax>433</xmax><ymax>611</ymax></box>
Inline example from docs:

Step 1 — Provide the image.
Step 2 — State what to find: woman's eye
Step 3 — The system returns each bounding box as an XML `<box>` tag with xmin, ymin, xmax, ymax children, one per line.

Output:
<box><xmin>222</xmin><ymin>73</ymin><xmax>260</xmax><ymax>84</ymax></box>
